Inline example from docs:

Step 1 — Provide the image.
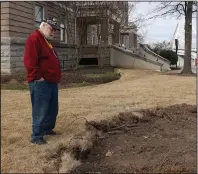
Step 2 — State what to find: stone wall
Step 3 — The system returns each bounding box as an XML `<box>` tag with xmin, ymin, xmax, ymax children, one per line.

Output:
<box><xmin>1</xmin><ymin>1</ymin><xmax>34</xmax><ymax>38</ymax></box>
<box><xmin>139</xmin><ymin>44</ymin><xmax>171</xmax><ymax>71</ymax></box>
<box><xmin>110</xmin><ymin>45</ymin><xmax>170</xmax><ymax>72</ymax></box>
<box><xmin>1</xmin><ymin>1</ymin><xmax>121</xmax><ymax>75</ymax></box>
<box><xmin>1</xmin><ymin>37</ymin><xmax>26</xmax><ymax>75</ymax></box>
<box><xmin>98</xmin><ymin>46</ymin><xmax>111</xmax><ymax>66</ymax></box>
<box><xmin>1</xmin><ymin>37</ymin><xmax>77</xmax><ymax>75</ymax></box>
<box><xmin>1</xmin><ymin>1</ymin><xmax>77</xmax><ymax>75</ymax></box>
<box><xmin>54</xmin><ymin>44</ymin><xmax>77</xmax><ymax>70</ymax></box>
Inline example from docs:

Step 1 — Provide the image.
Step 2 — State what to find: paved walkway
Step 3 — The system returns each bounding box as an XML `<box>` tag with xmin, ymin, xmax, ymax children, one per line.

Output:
<box><xmin>192</xmin><ymin>66</ymin><xmax>197</xmax><ymax>74</ymax></box>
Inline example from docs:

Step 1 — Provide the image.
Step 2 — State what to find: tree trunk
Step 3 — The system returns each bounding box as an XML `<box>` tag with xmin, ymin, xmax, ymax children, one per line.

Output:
<box><xmin>181</xmin><ymin>1</ymin><xmax>193</xmax><ymax>74</ymax></box>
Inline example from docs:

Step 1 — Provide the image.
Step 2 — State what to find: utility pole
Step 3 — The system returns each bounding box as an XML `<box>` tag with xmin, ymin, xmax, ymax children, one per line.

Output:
<box><xmin>197</xmin><ymin>7</ymin><xmax>198</xmax><ymax>73</ymax></box>
<box><xmin>175</xmin><ymin>39</ymin><xmax>178</xmax><ymax>69</ymax></box>
<box><xmin>196</xmin><ymin>9</ymin><xmax>198</xmax><ymax>172</ymax></box>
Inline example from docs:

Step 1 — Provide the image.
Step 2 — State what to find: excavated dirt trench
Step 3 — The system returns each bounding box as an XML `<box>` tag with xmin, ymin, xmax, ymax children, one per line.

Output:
<box><xmin>70</xmin><ymin>104</ymin><xmax>197</xmax><ymax>173</ymax></box>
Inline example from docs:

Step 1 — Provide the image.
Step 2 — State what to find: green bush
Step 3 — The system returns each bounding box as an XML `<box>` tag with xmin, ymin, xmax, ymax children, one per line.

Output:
<box><xmin>159</xmin><ymin>49</ymin><xmax>178</xmax><ymax>65</ymax></box>
<box><xmin>147</xmin><ymin>41</ymin><xmax>178</xmax><ymax>66</ymax></box>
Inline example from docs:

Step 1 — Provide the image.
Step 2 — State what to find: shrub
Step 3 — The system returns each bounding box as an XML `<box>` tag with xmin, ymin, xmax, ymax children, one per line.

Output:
<box><xmin>159</xmin><ymin>49</ymin><xmax>178</xmax><ymax>65</ymax></box>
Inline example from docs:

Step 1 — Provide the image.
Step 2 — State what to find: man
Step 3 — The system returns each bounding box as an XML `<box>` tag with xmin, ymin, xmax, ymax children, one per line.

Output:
<box><xmin>24</xmin><ymin>17</ymin><xmax>62</xmax><ymax>145</ymax></box>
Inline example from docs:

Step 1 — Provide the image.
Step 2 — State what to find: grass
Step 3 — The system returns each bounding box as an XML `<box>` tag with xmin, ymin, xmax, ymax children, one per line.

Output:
<box><xmin>85</xmin><ymin>72</ymin><xmax>119</xmax><ymax>78</ymax></box>
<box><xmin>1</xmin><ymin>74</ymin><xmax>29</xmax><ymax>90</ymax></box>
<box><xmin>7</xmin><ymin>133</ymin><xmax>22</xmax><ymax>144</ymax></box>
<box><xmin>1</xmin><ymin>69</ymin><xmax>196</xmax><ymax>173</ymax></box>
<box><xmin>1</xmin><ymin>83</ymin><xmax>29</xmax><ymax>90</ymax></box>
<box><xmin>68</xmin><ymin>81</ymin><xmax>91</xmax><ymax>88</ymax></box>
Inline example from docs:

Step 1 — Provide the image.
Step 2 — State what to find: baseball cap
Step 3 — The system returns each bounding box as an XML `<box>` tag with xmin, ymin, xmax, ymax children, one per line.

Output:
<box><xmin>43</xmin><ymin>17</ymin><xmax>60</xmax><ymax>31</ymax></box>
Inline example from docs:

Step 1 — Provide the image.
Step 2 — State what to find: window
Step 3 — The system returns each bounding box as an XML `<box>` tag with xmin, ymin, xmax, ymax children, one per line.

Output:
<box><xmin>91</xmin><ymin>26</ymin><xmax>96</xmax><ymax>45</ymax></box>
<box><xmin>109</xmin><ymin>24</ymin><xmax>114</xmax><ymax>34</ymax></box>
<box><xmin>60</xmin><ymin>20</ymin><xmax>68</xmax><ymax>43</ymax></box>
<box><xmin>60</xmin><ymin>24</ymin><xmax>65</xmax><ymax>42</ymax></box>
<box><xmin>35</xmin><ymin>5</ymin><xmax>44</xmax><ymax>28</ymax></box>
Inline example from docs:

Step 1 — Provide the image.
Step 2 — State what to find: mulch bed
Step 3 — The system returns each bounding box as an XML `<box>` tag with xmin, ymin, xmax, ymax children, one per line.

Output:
<box><xmin>1</xmin><ymin>68</ymin><xmax>121</xmax><ymax>90</ymax></box>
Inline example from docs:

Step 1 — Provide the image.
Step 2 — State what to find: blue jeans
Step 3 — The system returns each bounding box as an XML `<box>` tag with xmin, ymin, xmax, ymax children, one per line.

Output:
<box><xmin>29</xmin><ymin>80</ymin><xmax>58</xmax><ymax>141</ymax></box>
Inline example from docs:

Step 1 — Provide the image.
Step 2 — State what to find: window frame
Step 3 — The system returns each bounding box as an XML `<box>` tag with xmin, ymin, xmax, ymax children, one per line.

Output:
<box><xmin>91</xmin><ymin>25</ymin><xmax>96</xmax><ymax>45</ymax></box>
<box><xmin>60</xmin><ymin>19</ymin><xmax>68</xmax><ymax>44</ymax></box>
<box><xmin>60</xmin><ymin>23</ymin><xmax>65</xmax><ymax>42</ymax></box>
<box><xmin>34</xmin><ymin>4</ymin><xmax>45</xmax><ymax>29</ymax></box>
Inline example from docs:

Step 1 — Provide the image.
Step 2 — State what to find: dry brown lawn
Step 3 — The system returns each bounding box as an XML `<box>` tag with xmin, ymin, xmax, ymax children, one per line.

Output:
<box><xmin>1</xmin><ymin>69</ymin><xmax>196</xmax><ymax>173</ymax></box>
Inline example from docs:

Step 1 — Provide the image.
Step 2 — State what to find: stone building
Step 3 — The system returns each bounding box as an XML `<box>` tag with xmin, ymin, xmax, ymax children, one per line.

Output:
<box><xmin>1</xmin><ymin>1</ymin><xmax>139</xmax><ymax>75</ymax></box>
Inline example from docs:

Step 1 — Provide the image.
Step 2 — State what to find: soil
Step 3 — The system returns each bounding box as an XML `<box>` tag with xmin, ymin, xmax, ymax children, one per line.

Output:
<box><xmin>72</xmin><ymin>104</ymin><xmax>197</xmax><ymax>173</ymax></box>
<box><xmin>1</xmin><ymin>67</ymin><xmax>120</xmax><ymax>90</ymax></box>
<box><xmin>59</xmin><ymin>67</ymin><xmax>120</xmax><ymax>88</ymax></box>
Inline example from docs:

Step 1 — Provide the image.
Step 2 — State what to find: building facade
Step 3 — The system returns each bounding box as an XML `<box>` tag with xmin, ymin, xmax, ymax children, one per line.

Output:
<box><xmin>1</xmin><ymin>1</ymin><xmax>138</xmax><ymax>75</ymax></box>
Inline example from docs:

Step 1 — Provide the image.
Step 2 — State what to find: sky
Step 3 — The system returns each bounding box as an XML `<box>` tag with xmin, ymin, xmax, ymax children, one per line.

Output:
<box><xmin>131</xmin><ymin>2</ymin><xmax>197</xmax><ymax>48</ymax></box>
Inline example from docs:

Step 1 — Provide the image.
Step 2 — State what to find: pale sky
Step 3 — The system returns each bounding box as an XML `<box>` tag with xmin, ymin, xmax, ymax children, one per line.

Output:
<box><xmin>132</xmin><ymin>2</ymin><xmax>197</xmax><ymax>47</ymax></box>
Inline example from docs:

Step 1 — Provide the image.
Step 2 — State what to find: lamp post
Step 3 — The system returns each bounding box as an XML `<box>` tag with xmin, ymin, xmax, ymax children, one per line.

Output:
<box><xmin>175</xmin><ymin>38</ymin><xmax>178</xmax><ymax>69</ymax></box>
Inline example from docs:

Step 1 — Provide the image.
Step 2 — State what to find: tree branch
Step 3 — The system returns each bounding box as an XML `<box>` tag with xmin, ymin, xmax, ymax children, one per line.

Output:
<box><xmin>148</xmin><ymin>1</ymin><xmax>197</xmax><ymax>20</ymax></box>
<box><xmin>148</xmin><ymin>7</ymin><xmax>181</xmax><ymax>19</ymax></box>
<box><xmin>175</xmin><ymin>3</ymin><xmax>185</xmax><ymax>16</ymax></box>
<box><xmin>178</xmin><ymin>2</ymin><xmax>187</xmax><ymax>15</ymax></box>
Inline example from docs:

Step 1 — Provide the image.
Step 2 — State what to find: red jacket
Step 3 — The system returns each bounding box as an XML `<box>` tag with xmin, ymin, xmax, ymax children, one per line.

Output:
<box><xmin>24</xmin><ymin>30</ymin><xmax>61</xmax><ymax>83</ymax></box>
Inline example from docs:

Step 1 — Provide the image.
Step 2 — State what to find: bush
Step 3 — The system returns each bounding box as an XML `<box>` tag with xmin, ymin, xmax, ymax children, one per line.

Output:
<box><xmin>147</xmin><ymin>41</ymin><xmax>178</xmax><ymax>66</ymax></box>
<box><xmin>159</xmin><ymin>49</ymin><xmax>178</xmax><ymax>65</ymax></box>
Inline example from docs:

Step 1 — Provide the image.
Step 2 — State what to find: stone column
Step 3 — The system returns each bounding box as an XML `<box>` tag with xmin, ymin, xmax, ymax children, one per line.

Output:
<box><xmin>81</xmin><ymin>24</ymin><xmax>87</xmax><ymax>45</ymax></box>
<box><xmin>98</xmin><ymin>18</ymin><xmax>109</xmax><ymax>68</ymax></box>
<box><xmin>120</xmin><ymin>34</ymin><xmax>123</xmax><ymax>46</ymax></box>
<box><xmin>112</xmin><ymin>22</ymin><xmax>120</xmax><ymax>45</ymax></box>
<box><xmin>1</xmin><ymin>1</ymin><xmax>34</xmax><ymax>75</ymax></box>
<box><xmin>100</xmin><ymin>18</ymin><xmax>109</xmax><ymax>45</ymax></box>
<box><xmin>129</xmin><ymin>32</ymin><xmax>134</xmax><ymax>49</ymax></box>
<box><xmin>134</xmin><ymin>33</ymin><xmax>137</xmax><ymax>48</ymax></box>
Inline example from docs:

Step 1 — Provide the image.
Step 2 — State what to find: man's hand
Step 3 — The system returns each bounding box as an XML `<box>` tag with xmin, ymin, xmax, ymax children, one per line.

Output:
<box><xmin>37</xmin><ymin>77</ymin><xmax>44</xmax><ymax>81</ymax></box>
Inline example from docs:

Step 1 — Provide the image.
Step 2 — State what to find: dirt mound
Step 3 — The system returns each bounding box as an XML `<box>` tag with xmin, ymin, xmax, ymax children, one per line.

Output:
<box><xmin>72</xmin><ymin>104</ymin><xmax>197</xmax><ymax>173</ymax></box>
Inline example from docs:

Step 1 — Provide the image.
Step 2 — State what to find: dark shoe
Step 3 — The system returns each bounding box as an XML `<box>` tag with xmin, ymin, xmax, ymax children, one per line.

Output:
<box><xmin>45</xmin><ymin>130</ymin><xmax>57</xmax><ymax>135</ymax></box>
<box><xmin>31</xmin><ymin>138</ymin><xmax>47</xmax><ymax>145</ymax></box>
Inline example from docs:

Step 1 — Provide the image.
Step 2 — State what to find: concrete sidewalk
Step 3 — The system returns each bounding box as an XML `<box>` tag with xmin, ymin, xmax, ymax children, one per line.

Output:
<box><xmin>192</xmin><ymin>66</ymin><xmax>197</xmax><ymax>74</ymax></box>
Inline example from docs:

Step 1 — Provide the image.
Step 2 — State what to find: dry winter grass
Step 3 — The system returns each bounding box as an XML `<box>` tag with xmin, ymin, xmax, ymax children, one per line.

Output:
<box><xmin>1</xmin><ymin>69</ymin><xmax>196</xmax><ymax>173</ymax></box>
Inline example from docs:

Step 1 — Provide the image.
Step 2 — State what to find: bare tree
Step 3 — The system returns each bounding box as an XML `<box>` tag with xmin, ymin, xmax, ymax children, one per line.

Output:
<box><xmin>73</xmin><ymin>1</ymin><xmax>131</xmax><ymax>68</ymax></box>
<box><xmin>148</xmin><ymin>1</ymin><xmax>197</xmax><ymax>74</ymax></box>
<box><xmin>137</xmin><ymin>29</ymin><xmax>148</xmax><ymax>44</ymax></box>
<box><xmin>94</xmin><ymin>2</ymin><xmax>146</xmax><ymax>67</ymax></box>
<box><xmin>152</xmin><ymin>41</ymin><xmax>171</xmax><ymax>51</ymax></box>
<box><xmin>127</xmin><ymin>2</ymin><xmax>148</xmax><ymax>31</ymax></box>
<box><xmin>58</xmin><ymin>2</ymin><xmax>92</xmax><ymax>70</ymax></box>
<box><xmin>58</xmin><ymin>2</ymin><xmax>146</xmax><ymax>69</ymax></box>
